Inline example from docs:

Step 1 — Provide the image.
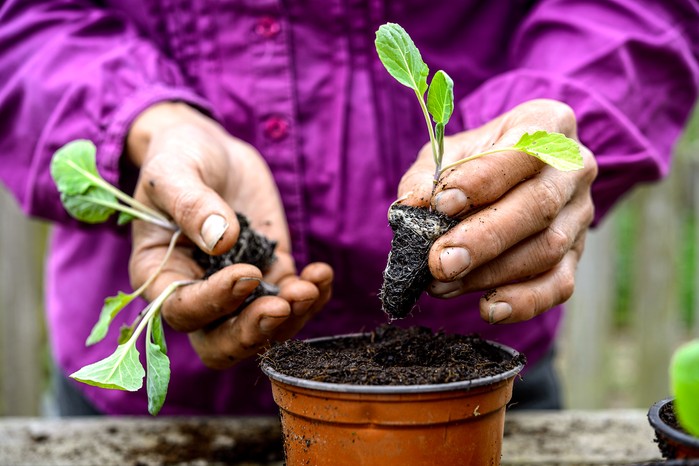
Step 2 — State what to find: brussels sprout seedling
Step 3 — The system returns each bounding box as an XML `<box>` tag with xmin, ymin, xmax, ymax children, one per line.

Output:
<box><xmin>51</xmin><ymin>140</ymin><xmax>276</xmax><ymax>415</ymax></box>
<box><xmin>51</xmin><ymin>140</ymin><xmax>184</xmax><ymax>415</ymax></box>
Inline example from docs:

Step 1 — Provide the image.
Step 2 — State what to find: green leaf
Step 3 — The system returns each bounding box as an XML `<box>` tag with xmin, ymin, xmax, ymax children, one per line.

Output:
<box><xmin>435</xmin><ymin>123</ymin><xmax>445</xmax><ymax>153</ymax></box>
<box><xmin>86</xmin><ymin>291</ymin><xmax>136</xmax><ymax>346</ymax></box>
<box><xmin>513</xmin><ymin>131</ymin><xmax>583</xmax><ymax>172</ymax></box>
<box><xmin>427</xmin><ymin>70</ymin><xmax>454</xmax><ymax>125</ymax></box>
<box><xmin>151</xmin><ymin>313</ymin><xmax>167</xmax><ymax>355</ymax></box>
<box><xmin>671</xmin><ymin>340</ymin><xmax>699</xmax><ymax>437</ymax></box>
<box><xmin>146</xmin><ymin>318</ymin><xmax>170</xmax><ymax>416</ymax></box>
<box><xmin>117</xmin><ymin>211</ymin><xmax>136</xmax><ymax>225</ymax></box>
<box><xmin>118</xmin><ymin>324</ymin><xmax>135</xmax><ymax>345</ymax></box>
<box><xmin>375</xmin><ymin>23</ymin><xmax>429</xmax><ymax>95</ymax></box>
<box><xmin>70</xmin><ymin>343</ymin><xmax>145</xmax><ymax>391</ymax></box>
<box><xmin>60</xmin><ymin>187</ymin><xmax>117</xmax><ymax>223</ymax></box>
<box><xmin>50</xmin><ymin>140</ymin><xmax>101</xmax><ymax>195</ymax></box>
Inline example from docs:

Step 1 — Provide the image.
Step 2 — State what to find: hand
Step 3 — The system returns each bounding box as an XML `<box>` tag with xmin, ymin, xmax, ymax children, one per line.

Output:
<box><xmin>126</xmin><ymin>102</ymin><xmax>333</xmax><ymax>369</ymax></box>
<box><xmin>398</xmin><ymin>99</ymin><xmax>597</xmax><ymax>324</ymax></box>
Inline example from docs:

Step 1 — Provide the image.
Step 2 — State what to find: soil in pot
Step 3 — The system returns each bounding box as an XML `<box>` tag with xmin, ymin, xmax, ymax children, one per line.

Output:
<box><xmin>649</xmin><ymin>398</ymin><xmax>699</xmax><ymax>459</ymax></box>
<box><xmin>264</xmin><ymin>324</ymin><xmax>525</xmax><ymax>385</ymax></box>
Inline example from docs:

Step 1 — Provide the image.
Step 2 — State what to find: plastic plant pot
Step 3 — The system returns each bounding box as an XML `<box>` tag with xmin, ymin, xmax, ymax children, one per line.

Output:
<box><xmin>261</xmin><ymin>333</ymin><xmax>524</xmax><ymax>466</ymax></box>
<box><xmin>648</xmin><ymin>398</ymin><xmax>699</xmax><ymax>459</ymax></box>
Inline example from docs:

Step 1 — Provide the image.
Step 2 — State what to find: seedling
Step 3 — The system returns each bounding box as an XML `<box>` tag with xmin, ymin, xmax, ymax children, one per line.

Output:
<box><xmin>375</xmin><ymin>23</ymin><xmax>584</xmax><ymax>318</ymax></box>
<box><xmin>375</xmin><ymin>23</ymin><xmax>582</xmax><ymax>188</ymax></box>
<box><xmin>670</xmin><ymin>339</ymin><xmax>699</xmax><ymax>436</ymax></box>
<box><xmin>51</xmin><ymin>140</ymin><xmax>277</xmax><ymax>415</ymax></box>
<box><xmin>50</xmin><ymin>140</ymin><xmax>187</xmax><ymax>415</ymax></box>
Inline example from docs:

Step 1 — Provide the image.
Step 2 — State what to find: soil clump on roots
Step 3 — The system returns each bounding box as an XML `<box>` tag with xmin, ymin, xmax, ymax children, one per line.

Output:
<box><xmin>264</xmin><ymin>325</ymin><xmax>525</xmax><ymax>385</ymax></box>
<box><xmin>379</xmin><ymin>204</ymin><xmax>459</xmax><ymax>319</ymax></box>
<box><xmin>193</xmin><ymin>213</ymin><xmax>280</xmax><ymax>309</ymax></box>
<box><xmin>193</xmin><ymin>213</ymin><xmax>277</xmax><ymax>277</ymax></box>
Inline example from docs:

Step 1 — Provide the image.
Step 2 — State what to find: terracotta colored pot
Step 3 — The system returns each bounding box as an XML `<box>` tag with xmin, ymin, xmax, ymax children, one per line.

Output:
<box><xmin>261</xmin><ymin>334</ymin><xmax>524</xmax><ymax>466</ymax></box>
<box><xmin>648</xmin><ymin>398</ymin><xmax>699</xmax><ymax>459</ymax></box>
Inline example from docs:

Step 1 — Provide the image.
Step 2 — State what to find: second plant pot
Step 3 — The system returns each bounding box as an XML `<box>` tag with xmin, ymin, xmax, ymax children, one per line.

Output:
<box><xmin>261</xmin><ymin>330</ymin><xmax>525</xmax><ymax>466</ymax></box>
<box><xmin>648</xmin><ymin>397</ymin><xmax>699</xmax><ymax>459</ymax></box>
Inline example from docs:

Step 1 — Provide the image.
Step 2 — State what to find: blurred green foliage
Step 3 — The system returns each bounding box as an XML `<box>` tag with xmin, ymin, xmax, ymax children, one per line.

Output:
<box><xmin>612</xmin><ymin>108</ymin><xmax>699</xmax><ymax>329</ymax></box>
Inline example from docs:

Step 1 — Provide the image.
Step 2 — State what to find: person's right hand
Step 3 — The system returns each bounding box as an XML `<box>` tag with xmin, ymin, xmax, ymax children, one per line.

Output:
<box><xmin>125</xmin><ymin>102</ymin><xmax>333</xmax><ymax>369</ymax></box>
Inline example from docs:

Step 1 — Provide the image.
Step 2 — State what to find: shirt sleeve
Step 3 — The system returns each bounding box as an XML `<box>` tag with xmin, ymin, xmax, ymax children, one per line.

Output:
<box><xmin>0</xmin><ymin>0</ymin><xmax>214</xmax><ymax>223</ymax></box>
<box><xmin>458</xmin><ymin>0</ymin><xmax>699</xmax><ymax>223</ymax></box>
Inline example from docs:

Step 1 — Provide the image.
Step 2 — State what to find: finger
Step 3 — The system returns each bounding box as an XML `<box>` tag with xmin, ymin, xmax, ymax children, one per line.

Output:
<box><xmin>139</xmin><ymin>165</ymin><xmax>240</xmax><ymax>255</ymax></box>
<box><xmin>268</xmin><ymin>262</ymin><xmax>334</xmax><ymax>341</ymax></box>
<box><xmin>299</xmin><ymin>262</ymin><xmax>334</xmax><ymax>313</ymax></box>
<box><xmin>428</xmin><ymin>196</ymin><xmax>593</xmax><ymax>297</ymax></box>
<box><xmin>177</xmin><ymin>264</ymin><xmax>333</xmax><ymax>369</ymax></box>
<box><xmin>263</xmin><ymin>252</ymin><xmax>298</xmax><ymax>284</ymax></box>
<box><xmin>277</xmin><ymin>262</ymin><xmax>334</xmax><ymax>314</ymax></box>
<box><xmin>478</xmin><ymin>244</ymin><xmax>583</xmax><ymax>324</ymax></box>
<box><xmin>158</xmin><ymin>263</ymin><xmax>263</xmax><ymax>332</ymax></box>
<box><xmin>136</xmin><ymin>126</ymin><xmax>241</xmax><ymax>255</ymax></box>
<box><xmin>129</xmin><ymin>219</ymin><xmax>203</xmax><ymax>289</ymax></box>
<box><xmin>432</xmin><ymin>100</ymin><xmax>578</xmax><ymax>217</ymax></box>
<box><xmin>188</xmin><ymin>296</ymin><xmax>292</xmax><ymax>369</ymax></box>
<box><xmin>396</xmin><ymin>147</ymin><xmax>437</xmax><ymax>208</ymax></box>
<box><xmin>433</xmin><ymin>147</ymin><xmax>545</xmax><ymax>217</ymax></box>
<box><xmin>429</xmin><ymin>168</ymin><xmax>580</xmax><ymax>281</ymax></box>
<box><xmin>277</xmin><ymin>277</ymin><xmax>319</xmax><ymax>317</ymax></box>
<box><xmin>504</xmin><ymin>99</ymin><xmax>578</xmax><ymax>137</ymax></box>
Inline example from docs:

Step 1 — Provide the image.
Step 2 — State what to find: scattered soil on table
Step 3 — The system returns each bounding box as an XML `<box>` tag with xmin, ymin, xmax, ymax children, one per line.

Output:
<box><xmin>379</xmin><ymin>204</ymin><xmax>458</xmax><ymax>319</ymax></box>
<box><xmin>263</xmin><ymin>325</ymin><xmax>525</xmax><ymax>385</ymax></box>
<box><xmin>126</xmin><ymin>422</ymin><xmax>284</xmax><ymax>465</ymax></box>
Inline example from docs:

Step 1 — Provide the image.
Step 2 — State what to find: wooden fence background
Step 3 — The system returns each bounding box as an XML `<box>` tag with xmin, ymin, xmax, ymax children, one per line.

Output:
<box><xmin>561</xmin><ymin>115</ymin><xmax>699</xmax><ymax>409</ymax></box>
<box><xmin>0</xmin><ymin>194</ymin><xmax>47</xmax><ymax>416</ymax></box>
<box><xmin>1</xmin><ymin>117</ymin><xmax>697</xmax><ymax>415</ymax></box>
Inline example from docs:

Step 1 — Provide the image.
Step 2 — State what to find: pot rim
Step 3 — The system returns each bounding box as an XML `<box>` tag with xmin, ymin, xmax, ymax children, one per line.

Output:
<box><xmin>648</xmin><ymin>397</ymin><xmax>699</xmax><ymax>448</ymax></box>
<box><xmin>260</xmin><ymin>332</ymin><xmax>525</xmax><ymax>394</ymax></box>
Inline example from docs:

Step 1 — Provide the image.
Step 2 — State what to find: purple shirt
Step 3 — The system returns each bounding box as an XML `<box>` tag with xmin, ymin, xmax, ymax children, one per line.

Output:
<box><xmin>1</xmin><ymin>1</ymin><xmax>697</xmax><ymax>415</ymax></box>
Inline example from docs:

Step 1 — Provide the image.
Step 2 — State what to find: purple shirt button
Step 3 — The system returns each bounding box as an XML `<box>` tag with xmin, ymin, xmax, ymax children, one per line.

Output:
<box><xmin>263</xmin><ymin>115</ymin><xmax>289</xmax><ymax>141</ymax></box>
<box><xmin>254</xmin><ymin>16</ymin><xmax>281</xmax><ymax>39</ymax></box>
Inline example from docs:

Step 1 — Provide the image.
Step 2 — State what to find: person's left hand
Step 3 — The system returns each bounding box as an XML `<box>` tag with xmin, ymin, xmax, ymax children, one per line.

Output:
<box><xmin>125</xmin><ymin>102</ymin><xmax>333</xmax><ymax>369</ymax></box>
<box><xmin>397</xmin><ymin>99</ymin><xmax>598</xmax><ymax>324</ymax></box>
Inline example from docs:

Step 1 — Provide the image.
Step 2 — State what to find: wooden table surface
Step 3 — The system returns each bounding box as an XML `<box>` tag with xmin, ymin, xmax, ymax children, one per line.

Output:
<box><xmin>0</xmin><ymin>410</ymin><xmax>663</xmax><ymax>465</ymax></box>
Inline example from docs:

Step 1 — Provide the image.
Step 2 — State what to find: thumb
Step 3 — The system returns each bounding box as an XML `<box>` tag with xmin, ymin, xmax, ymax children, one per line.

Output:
<box><xmin>396</xmin><ymin>148</ymin><xmax>435</xmax><ymax>208</ymax></box>
<box><xmin>137</xmin><ymin>154</ymin><xmax>240</xmax><ymax>255</ymax></box>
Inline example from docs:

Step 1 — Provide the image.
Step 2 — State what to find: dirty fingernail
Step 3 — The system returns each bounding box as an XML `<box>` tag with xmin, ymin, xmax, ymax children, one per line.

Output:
<box><xmin>433</xmin><ymin>189</ymin><xmax>468</xmax><ymax>217</ymax></box>
<box><xmin>291</xmin><ymin>299</ymin><xmax>315</xmax><ymax>316</ymax></box>
<box><xmin>430</xmin><ymin>280</ymin><xmax>462</xmax><ymax>297</ymax></box>
<box><xmin>232</xmin><ymin>277</ymin><xmax>261</xmax><ymax>297</ymax></box>
<box><xmin>489</xmin><ymin>302</ymin><xmax>512</xmax><ymax>324</ymax></box>
<box><xmin>260</xmin><ymin>315</ymin><xmax>286</xmax><ymax>333</ymax></box>
<box><xmin>394</xmin><ymin>191</ymin><xmax>412</xmax><ymax>204</ymax></box>
<box><xmin>439</xmin><ymin>247</ymin><xmax>471</xmax><ymax>279</ymax></box>
<box><xmin>201</xmin><ymin>214</ymin><xmax>228</xmax><ymax>251</ymax></box>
